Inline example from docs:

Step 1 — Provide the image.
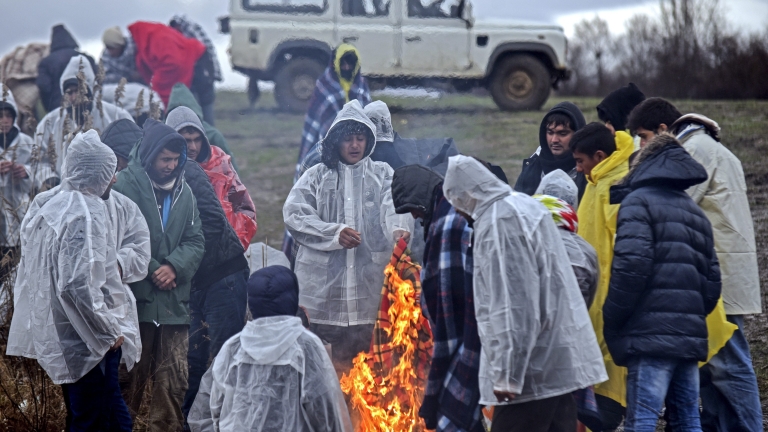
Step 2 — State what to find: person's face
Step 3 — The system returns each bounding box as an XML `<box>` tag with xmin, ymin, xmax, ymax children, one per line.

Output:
<box><xmin>64</xmin><ymin>85</ymin><xmax>80</xmax><ymax>105</ymax></box>
<box><xmin>0</xmin><ymin>110</ymin><xmax>14</xmax><ymax>134</ymax></box>
<box><xmin>340</xmin><ymin>61</ymin><xmax>354</xmax><ymax>72</ymax></box>
<box><xmin>107</xmin><ymin>45</ymin><xmax>125</xmax><ymax>58</ymax></box>
<box><xmin>546</xmin><ymin>123</ymin><xmax>574</xmax><ymax>157</ymax></box>
<box><xmin>116</xmin><ymin>155</ymin><xmax>129</xmax><ymax>172</ymax></box>
<box><xmin>152</xmin><ymin>148</ymin><xmax>181</xmax><ymax>180</ymax></box>
<box><xmin>101</xmin><ymin>174</ymin><xmax>117</xmax><ymax>200</ymax></box>
<box><xmin>573</xmin><ymin>150</ymin><xmax>608</xmax><ymax>178</ymax></box>
<box><xmin>179</xmin><ymin>129</ymin><xmax>204</xmax><ymax>161</ymax></box>
<box><xmin>339</xmin><ymin>133</ymin><xmax>367</xmax><ymax>165</ymax></box>
<box><xmin>635</xmin><ymin>124</ymin><xmax>667</xmax><ymax>148</ymax></box>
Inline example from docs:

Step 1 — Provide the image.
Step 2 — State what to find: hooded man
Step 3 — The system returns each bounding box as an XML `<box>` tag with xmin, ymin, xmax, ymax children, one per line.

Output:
<box><xmin>166</xmin><ymin>106</ymin><xmax>256</xmax><ymax>249</ymax></box>
<box><xmin>187</xmin><ymin>266</ymin><xmax>353</xmax><ymax>432</ymax></box>
<box><xmin>283</xmin><ymin>100</ymin><xmax>411</xmax><ymax>372</ymax></box>
<box><xmin>7</xmin><ymin>130</ymin><xmax>134</xmax><ymax>431</ymax></box>
<box><xmin>114</xmin><ymin>119</ymin><xmax>205</xmax><ymax>432</ymax></box>
<box><xmin>391</xmin><ymin>164</ymin><xmax>484</xmax><ymax>432</ymax></box>
<box><xmin>627</xmin><ymin>98</ymin><xmax>763</xmax><ymax>432</ymax></box>
<box><xmin>100</xmin><ymin>26</ymin><xmax>143</xmax><ymax>85</ymax></box>
<box><xmin>35</xmin><ymin>54</ymin><xmax>134</xmax><ymax>188</ymax></box>
<box><xmin>0</xmin><ymin>90</ymin><xmax>35</xmax><ymax>272</ymax></box>
<box><xmin>513</xmin><ymin>101</ymin><xmax>588</xmax><ymax>200</ymax></box>
<box><xmin>596</xmin><ymin>83</ymin><xmax>646</xmax><ymax>135</ymax></box>
<box><xmin>36</xmin><ymin>24</ymin><xmax>97</xmax><ymax>112</ymax></box>
<box><xmin>164</xmin><ymin>107</ymin><xmax>253</xmax><ymax>420</ymax></box>
<box><xmin>442</xmin><ymin>155</ymin><xmax>607</xmax><ymax>432</ymax></box>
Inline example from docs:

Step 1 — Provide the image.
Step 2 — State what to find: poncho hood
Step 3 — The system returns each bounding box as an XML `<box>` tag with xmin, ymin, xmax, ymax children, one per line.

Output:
<box><xmin>535</xmin><ymin>169</ymin><xmax>579</xmax><ymax>209</ymax></box>
<box><xmin>166</xmin><ymin>106</ymin><xmax>211</xmax><ymax>162</ymax></box>
<box><xmin>537</xmin><ymin>101</ymin><xmax>586</xmax><ymax>172</ymax></box>
<box><xmin>167</xmin><ymin>83</ymin><xmax>204</xmax><ymax>120</ymax></box>
<box><xmin>363</xmin><ymin>100</ymin><xmax>394</xmax><ymax>143</ymax></box>
<box><xmin>59</xmin><ymin>54</ymin><xmax>95</xmax><ymax>95</ymax></box>
<box><xmin>240</xmin><ymin>316</ymin><xmax>306</xmax><ymax>365</ymax></box>
<box><xmin>588</xmin><ymin>130</ymin><xmax>635</xmax><ymax>185</ymax></box>
<box><xmin>50</xmin><ymin>24</ymin><xmax>79</xmax><ymax>52</ymax></box>
<box><xmin>61</xmin><ymin>130</ymin><xmax>117</xmax><ymax>197</ymax></box>
<box><xmin>443</xmin><ymin>155</ymin><xmax>512</xmax><ymax>220</ymax></box>
<box><xmin>320</xmin><ymin>100</ymin><xmax>378</xmax><ymax>167</ymax></box>
<box><xmin>102</xmin><ymin>118</ymin><xmax>143</xmax><ymax>160</ymax></box>
<box><xmin>333</xmin><ymin>44</ymin><xmax>362</xmax><ymax>100</ymax></box>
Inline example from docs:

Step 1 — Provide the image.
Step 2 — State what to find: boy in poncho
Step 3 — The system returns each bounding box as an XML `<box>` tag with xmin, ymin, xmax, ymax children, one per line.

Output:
<box><xmin>283</xmin><ymin>100</ymin><xmax>411</xmax><ymax>373</ymax></box>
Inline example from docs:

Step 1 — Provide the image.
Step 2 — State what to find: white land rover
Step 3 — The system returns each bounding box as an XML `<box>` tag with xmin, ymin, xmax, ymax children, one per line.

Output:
<box><xmin>220</xmin><ymin>0</ymin><xmax>571</xmax><ymax>112</ymax></box>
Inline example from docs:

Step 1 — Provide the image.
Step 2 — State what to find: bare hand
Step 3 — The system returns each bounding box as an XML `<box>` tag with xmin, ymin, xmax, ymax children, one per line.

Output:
<box><xmin>393</xmin><ymin>230</ymin><xmax>411</xmax><ymax>244</ymax></box>
<box><xmin>152</xmin><ymin>264</ymin><xmax>177</xmax><ymax>290</ymax></box>
<box><xmin>11</xmin><ymin>164</ymin><xmax>28</xmax><ymax>179</ymax></box>
<box><xmin>110</xmin><ymin>336</ymin><xmax>125</xmax><ymax>351</ymax></box>
<box><xmin>0</xmin><ymin>161</ymin><xmax>12</xmax><ymax>174</ymax></box>
<box><xmin>339</xmin><ymin>228</ymin><xmax>362</xmax><ymax>249</ymax></box>
<box><xmin>494</xmin><ymin>391</ymin><xmax>517</xmax><ymax>403</ymax></box>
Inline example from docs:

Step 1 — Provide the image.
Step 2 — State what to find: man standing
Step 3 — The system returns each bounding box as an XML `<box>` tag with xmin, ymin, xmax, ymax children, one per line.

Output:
<box><xmin>391</xmin><ymin>164</ymin><xmax>484</xmax><ymax>432</ymax></box>
<box><xmin>628</xmin><ymin>98</ymin><xmax>763</xmax><ymax>431</ymax></box>
<box><xmin>164</xmin><ymin>107</ymin><xmax>253</xmax><ymax>420</ymax></box>
<box><xmin>513</xmin><ymin>102</ymin><xmax>587</xmax><ymax>200</ymax></box>
<box><xmin>443</xmin><ymin>155</ymin><xmax>607</xmax><ymax>432</ymax></box>
<box><xmin>115</xmin><ymin>119</ymin><xmax>205</xmax><ymax>432</ymax></box>
<box><xmin>7</xmin><ymin>130</ymin><xmax>133</xmax><ymax>431</ymax></box>
<box><xmin>36</xmin><ymin>24</ymin><xmax>97</xmax><ymax>112</ymax></box>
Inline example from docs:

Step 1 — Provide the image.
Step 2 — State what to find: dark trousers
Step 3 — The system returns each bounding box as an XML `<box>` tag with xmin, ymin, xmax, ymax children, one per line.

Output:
<box><xmin>490</xmin><ymin>393</ymin><xmax>577</xmax><ymax>432</ymax></box>
<box><xmin>62</xmin><ymin>348</ymin><xmax>132</xmax><ymax>432</ymax></box>
<box><xmin>182</xmin><ymin>269</ymin><xmax>248</xmax><ymax>417</ymax></box>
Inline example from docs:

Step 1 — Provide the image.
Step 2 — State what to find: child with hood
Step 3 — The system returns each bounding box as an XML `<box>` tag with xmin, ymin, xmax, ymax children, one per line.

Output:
<box><xmin>283</xmin><ymin>100</ymin><xmax>411</xmax><ymax>372</ymax></box>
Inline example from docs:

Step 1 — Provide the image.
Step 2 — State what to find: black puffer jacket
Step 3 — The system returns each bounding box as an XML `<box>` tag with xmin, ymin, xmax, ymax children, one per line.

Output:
<box><xmin>184</xmin><ymin>162</ymin><xmax>248</xmax><ymax>289</ymax></box>
<box><xmin>513</xmin><ymin>102</ymin><xmax>587</xmax><ymax>200</ymax></box>
<box><xmin>36</xmin><ymin>25</ymin><xmax>97</xmax><ymax>112</ymax></box>
<box><xmin>604</xmin><ymin>134</ymin><xmax>721</xmax><ymax>366</ymax></box>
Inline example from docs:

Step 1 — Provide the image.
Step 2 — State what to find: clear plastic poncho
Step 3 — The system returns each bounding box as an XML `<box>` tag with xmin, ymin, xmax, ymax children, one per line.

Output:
<box><xmin>363</xmin><ymin>100</ymin><xmax>394</xmax><ymax>143</ymax></box>
<box><xmin>535</xmin><ymin>169</ymin><xmax>579</xmax><ymax>210</ymax></box>
<box><xmin>188</xmin><ymin>316</ymin><xmax>353</xmax><ymax>432</ymax></box>
<box><xmin>443</xmin><ymin>155</ymin><xmax>607</xmax><ymax>404</ymax></box>
<box><xmin>34</xmin><ymin>55</ymin><xmax>133</xmax><ymax>187</ymax></box>
<box><xmin>6</xmin><ymin>130</ymin><xmax>127</xmax><ymax>384</ymax></box>
<box><xmin>284</xmin><ymin>101</ymin><xmax>412</xmax><ymax>326</ymax></box>
<box><xmin>0</xmin><ymin>91</ymin><xmax>35</xmax><ymax>247</ymax></box>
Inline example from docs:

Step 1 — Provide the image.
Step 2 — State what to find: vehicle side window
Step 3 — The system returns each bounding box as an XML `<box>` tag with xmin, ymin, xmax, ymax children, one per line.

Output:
<box><xmin>242</xmin><ymin>0</ymin><xmax>328</xmax><ymax>14</ymax></box>
<box><xmin>342</xmin><ymin>0</ymin><xmax>390</xmax><ymax>17</ymax></box>
<box><xmin>407</xmin><ymin>0</ymin><xmax>461</xmax><ymax>18</ymax></box>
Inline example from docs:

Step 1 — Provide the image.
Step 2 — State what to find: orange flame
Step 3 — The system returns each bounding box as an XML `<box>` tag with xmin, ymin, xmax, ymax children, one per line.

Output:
<box><xmin>340</xmin><ymin>263</ymin><xmax>426</xmax><ymax>432</ymax></box>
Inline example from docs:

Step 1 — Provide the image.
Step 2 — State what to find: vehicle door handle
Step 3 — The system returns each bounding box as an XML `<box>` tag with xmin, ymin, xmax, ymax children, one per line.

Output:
<box><xmin>405</xmin><ymin>36</ymin><xmax>422</xmax><ymax>42</ymax></box>
<box><xmin>343</xmin><ymin>36</ymin><xmax>358</xmax><ymax>43</ymax></box>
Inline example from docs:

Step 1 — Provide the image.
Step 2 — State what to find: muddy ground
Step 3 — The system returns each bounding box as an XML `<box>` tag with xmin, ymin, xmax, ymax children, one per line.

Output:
<box><xmin>217</xmin><ymin>91</ymin><xmax>768</xmax><ymax>427</ymax></box>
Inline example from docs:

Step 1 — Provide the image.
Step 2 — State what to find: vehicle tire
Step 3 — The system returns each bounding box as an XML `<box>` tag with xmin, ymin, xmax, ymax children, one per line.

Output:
<box><xmin>489</xmin><ymin>55</ymin><xmax>551</xmax><ymax>111</ymax></box>
<box><xmin>274</xmin><ymin>57</ymin><xmax>325</xmax><ymax>113</ymax></box>
<box><xmin>247</xmin><ymin>77</ymin><xmax>261</xmax><ymax>107</ymax></box>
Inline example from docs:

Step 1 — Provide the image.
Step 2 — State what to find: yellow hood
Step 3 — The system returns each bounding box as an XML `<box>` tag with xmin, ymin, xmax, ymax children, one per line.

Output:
<box><xmin>588</xmin><ymin>131</ymin><xmax>634</xmax><ymax>185</ymax></box>
<box><xmin>334</xmin><ymin>44</ymin><xmax>361</xmax><ymax>102</ymax></box>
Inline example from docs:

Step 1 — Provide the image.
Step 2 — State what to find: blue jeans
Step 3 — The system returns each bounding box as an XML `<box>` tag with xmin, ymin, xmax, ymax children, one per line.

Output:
<box><xmin>62</xmin><ymin>348</ymin><xmax>132</xmax><ymax>432</ymax></box>
<box><xmin>700</xmin><ymin>315</ymin><xmax>763</xmax><ymax>432</ymax></box>
<box><xmin>625</xmin><ymin>357</ymin><xmax>701</xmax><ymax>432</ymax></box>
<box><xmin>182</xmin><ymin>269</ymin><xmax>248</xmax><ymax>418</ymax></box>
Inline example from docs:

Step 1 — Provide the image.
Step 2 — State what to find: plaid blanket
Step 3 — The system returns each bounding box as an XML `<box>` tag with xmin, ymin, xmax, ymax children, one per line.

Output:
<box><xmin>419</xmin><ymin>191</ymin><xmax>484</xmax><ymax>432</ymax></box>
<box><xmin>295</xmin><ymin>65</ymin><xmax>370</xmax><ymax>181</ymax></box>
<box><xmin>100</xmin><ymin>35</ymin><xmax>137</xmax><ymax>85</ymax></box>
<box><xmin>368</xmin><ymin>238</ymin><xmax>433</xmax><ymax>381</ymax></box>
<box><xmin>171</xmin><ymin>14</ymin><xmax>223</xmax><ymax>82</ymax></box>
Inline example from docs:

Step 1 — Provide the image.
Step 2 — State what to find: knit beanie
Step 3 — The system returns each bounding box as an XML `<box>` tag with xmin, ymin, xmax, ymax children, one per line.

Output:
<box><xmin>102</xmin><ymin>27</ymin><xmax>126</xmax><ymax>49</ymax></box>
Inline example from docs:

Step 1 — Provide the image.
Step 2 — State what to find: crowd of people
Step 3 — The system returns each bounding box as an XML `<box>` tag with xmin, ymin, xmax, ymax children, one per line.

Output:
<box><xmin>0</xmin><ymin>29</ymin><xmax>763</xmax><ymax>432</ymax></box>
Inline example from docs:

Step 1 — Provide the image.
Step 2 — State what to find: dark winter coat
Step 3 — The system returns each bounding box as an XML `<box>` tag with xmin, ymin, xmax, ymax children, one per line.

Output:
<box><xmin>604</xmin><ymin>134</ymin><xmax>722</xmax><ymax>366</ymax></box>
<box><xmin>514</xmin><ymin>102</ymin><xmax>587</xmax><ymax>200</ymax></box>
<box><xmin>114</xmin><ymin>120</ymin><xmax>205</xmax><ymax>325</ymax></box>
<box><xmin>36</xmin><ymin>25</ymin><xmax>97</xmax><ymax>112</ymax></box>
<box><xmin>183</xmin><ymin>161</ymin><xmax>249</xmax><ymax>289</ymax></box>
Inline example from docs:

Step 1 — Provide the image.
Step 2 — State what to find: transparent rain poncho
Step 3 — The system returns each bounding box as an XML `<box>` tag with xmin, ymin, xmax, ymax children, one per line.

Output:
<box><xmin>6</xmin><ymin>130</ymin><xmax>127</xmax><ymax>384</ymax></box>
<box><xmin>535</xmin><ymin>169</ymin><xmax>580</xmax><ymax>210</ymax></box>
<box><xmin>188</xmin><ymin>316</ymin><xmax>353</xmax><ymax>432</ymax></box>
<box><xmin>443</xmin><ymin>155</ymin><xmax>607</xmax><ymax>404</ymax></box>
<box><xmin>363</xmin><ymin>100</ymin><xmax>394</xmax><ymax>143</ymax></box>
<box><xmin>284</xmin><ymin>100</ymin><xmax>412</xmax><ymax>326</ymax></box>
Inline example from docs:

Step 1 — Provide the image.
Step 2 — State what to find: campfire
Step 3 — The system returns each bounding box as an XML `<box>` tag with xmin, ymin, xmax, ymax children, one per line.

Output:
<box><xmin>340</xmin><ymin>241</ymin><xmax>433</xmax><ymax>432</ymax></box>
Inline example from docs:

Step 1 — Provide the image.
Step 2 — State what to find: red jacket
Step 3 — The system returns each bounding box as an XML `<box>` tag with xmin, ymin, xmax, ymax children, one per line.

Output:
<box><xmin>201</xmin><ymin>145</ymin><xmax>258</xmax><ymax>249</ymax></box>
<box><xmin>128</xmin><ymin>21</ymin><xmax>205</xmax><ymax>105</ymax></box>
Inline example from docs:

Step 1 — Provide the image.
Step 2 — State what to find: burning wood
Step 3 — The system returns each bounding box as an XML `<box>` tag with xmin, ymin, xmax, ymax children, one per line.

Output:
<box><xmin>340</xmin><ymin>239</ymin><xmax>433</xmax><ymax>432</ymax></box>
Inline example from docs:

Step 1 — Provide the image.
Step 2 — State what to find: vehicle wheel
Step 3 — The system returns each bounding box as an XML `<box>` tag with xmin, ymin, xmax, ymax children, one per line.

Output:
<box><xmin>489</xmin><ymin>55</ymin><xmax>551</xmax><ymax>111</ymax></box>
<box><xmin>274</xmin><ymin>57</ymin><xmax>325</xmax><ymax>113</ymax></box>
<box><xmin>247</xmin><ymin>77</ymin><xmax>261</xmax><ymax>107</ymax></box>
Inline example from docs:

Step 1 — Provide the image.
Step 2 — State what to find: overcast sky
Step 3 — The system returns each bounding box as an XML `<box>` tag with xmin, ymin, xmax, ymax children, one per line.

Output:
<box><xmin>1</xmin><ymin>0</ymin><xmax>766</xmax><ymax>90</ymax></box>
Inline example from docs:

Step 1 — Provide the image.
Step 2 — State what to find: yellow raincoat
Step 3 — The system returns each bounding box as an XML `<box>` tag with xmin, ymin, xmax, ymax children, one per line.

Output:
<box><xmin>578</xmin><ymin>131</ymin><xmax>736</xmax><ymax>407</ymax></box>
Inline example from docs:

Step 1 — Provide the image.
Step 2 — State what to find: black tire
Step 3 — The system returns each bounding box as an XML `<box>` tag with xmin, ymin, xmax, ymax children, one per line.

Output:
<box><xmin>247</xmin><ymin>77</ymin><xmax>261</xmax><ymax>107</ymax></box>
<box><xmin>489</xmin><ymin>55</ymin><xmax>551</xmax><ymax>111</ymax></box>
<box><xmin>273</xmin><ymin>57</ymin><xmax>326</xmax><ymax>113</ymax></box>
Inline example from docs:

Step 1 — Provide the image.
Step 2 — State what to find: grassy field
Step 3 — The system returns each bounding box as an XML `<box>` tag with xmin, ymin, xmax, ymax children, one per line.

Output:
<box><xmin>218</xmin><ymin>90</ymin><xmax>768</xmax><ymax>426</ymax></box>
